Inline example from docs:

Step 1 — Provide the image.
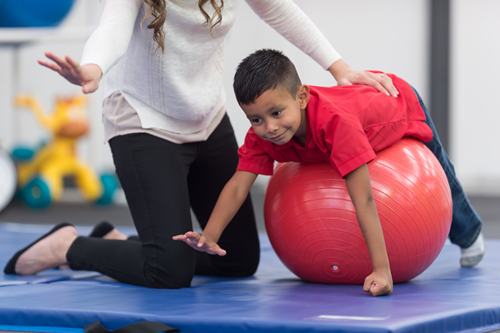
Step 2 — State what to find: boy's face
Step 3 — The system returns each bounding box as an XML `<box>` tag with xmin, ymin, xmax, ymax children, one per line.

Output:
<box><xmin>241</xmin><ymin>85</ymin><xmax>309</xmax><ymax>145</ymax></box>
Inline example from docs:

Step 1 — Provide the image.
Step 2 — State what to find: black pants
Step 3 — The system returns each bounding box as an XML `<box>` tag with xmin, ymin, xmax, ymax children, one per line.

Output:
<box><xmin>67</xmin><ymin>114</ymin><xmax>260</xmax><ymax>288</ymax></box>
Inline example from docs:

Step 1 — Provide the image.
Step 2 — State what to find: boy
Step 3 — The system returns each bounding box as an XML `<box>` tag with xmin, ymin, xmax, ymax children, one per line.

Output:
<box><xmin>174</xmin><ymin>49</ymin><xmax>485</xmax><ymax>297</ymax></box>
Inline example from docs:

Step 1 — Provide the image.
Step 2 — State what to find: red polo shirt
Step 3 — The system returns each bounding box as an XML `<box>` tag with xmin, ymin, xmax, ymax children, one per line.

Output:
<box><xmin>237</xmin><ymin>73</ymin><xmax>433</xmax><ymax>177</ymax></box>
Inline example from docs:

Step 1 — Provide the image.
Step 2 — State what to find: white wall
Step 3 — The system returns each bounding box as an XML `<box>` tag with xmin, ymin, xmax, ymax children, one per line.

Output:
<box><xmin>1</xmin><ymin>0</ymin><xmax>498</xmax><ymax>195</ymax></box>
<box><xmin>450</xmin><ymin>0</ymin><xmax>500</xmax><ymax>194</ymax></box>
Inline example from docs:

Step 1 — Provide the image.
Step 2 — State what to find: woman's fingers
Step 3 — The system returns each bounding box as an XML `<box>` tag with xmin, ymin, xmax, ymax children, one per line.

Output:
<box><xmin>65</xmin><ymin>55</ymin><xmax>82</xmax><ymax>74</ymax></box>
<box><xmin>338</xmin><ymin>70</ymin><xmax>400</xmax><ymax>98</ymax></box>
<box><xmin>369</xmin><ymin>72</ymin><xmax>399</xmax><ymax>97</ymax></box>
<box><xmin>44</xmin><ymin>52</ymin><xmax>73</xmax><ymax>71</ymax></box>
<box><xmin>82</xmin><ymin>81</ymin><xmax>98</xmax><ymax>94</ymax></box>
<box><xmin>37</xmin><ymin>59</ymin><xmax>62</xmax><ymax>73</ymax></box>
<box><xmin>367</xmin><ymin>78</ymin><xmax>390</xmax><ymax>96</ymax></box>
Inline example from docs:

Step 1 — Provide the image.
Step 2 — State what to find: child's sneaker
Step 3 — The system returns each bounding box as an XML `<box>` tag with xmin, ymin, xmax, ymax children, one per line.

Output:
<box><xmin>460</xmin><ymin>232</ymin><xmax>485</xmax><ymax>267</ymax></box>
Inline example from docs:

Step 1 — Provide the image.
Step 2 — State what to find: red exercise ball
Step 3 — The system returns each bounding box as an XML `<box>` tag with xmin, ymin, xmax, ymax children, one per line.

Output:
<box><xmin>264</xmin><ymin>138</ymin><xmax>452</xmax><ymax>284</ymax></box>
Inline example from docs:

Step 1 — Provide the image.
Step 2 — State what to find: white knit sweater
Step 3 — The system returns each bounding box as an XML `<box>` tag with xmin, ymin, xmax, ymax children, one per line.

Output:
<box><xmin>81</xmin><ymin>0</ymin><xmax>341</xmax><ymax>135</ymax></box>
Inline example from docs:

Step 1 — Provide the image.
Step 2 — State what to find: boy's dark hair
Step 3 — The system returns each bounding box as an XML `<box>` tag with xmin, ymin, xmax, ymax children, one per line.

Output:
<box><xmin>233</xmin><ymin>49</ymin><xmax>302</xmax><ymax>105</ymax></box>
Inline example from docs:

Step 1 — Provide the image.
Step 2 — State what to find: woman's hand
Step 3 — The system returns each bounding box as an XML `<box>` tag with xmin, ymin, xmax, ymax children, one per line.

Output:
<box><xmin>363</xmin><ymin>268</ymin><xmax>393</xmax><ymax>296</ymax></box>
<box><xmin>38</xmin><ymin>52</ymin><xmax>102</xmax><ymax>94</ymax></box>
<box><xmin>328</xmin><ymin>59</ymin><xmax>399</xmax><ymax>98</ymax></box>
<box><xmin>172</xmin><ymin>231</ymin><xmax>227</xmax><ymax>256</ymax></box>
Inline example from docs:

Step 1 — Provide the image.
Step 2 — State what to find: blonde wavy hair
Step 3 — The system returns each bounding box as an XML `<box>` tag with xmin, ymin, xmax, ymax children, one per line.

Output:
<box><xmin>141</xmin><ymin>0</ymin><xmax>224</xmax><ymax>53</ymax></box>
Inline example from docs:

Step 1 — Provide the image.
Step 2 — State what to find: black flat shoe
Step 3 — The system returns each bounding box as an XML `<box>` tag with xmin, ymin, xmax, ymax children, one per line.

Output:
<box><xmin>89</xmin><ymin>221</ymin><xmax>115</xmax><ymax>238</ymax></box>
<box><xmin>4</xmin><ymin>222</ymin><xmax>73</xmax><ymax>275</ymax></box>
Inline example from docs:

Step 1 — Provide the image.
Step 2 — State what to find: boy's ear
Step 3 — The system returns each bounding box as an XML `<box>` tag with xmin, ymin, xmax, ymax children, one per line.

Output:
<box><xmin>297</xmin><ymin>85</ymin><xmax>310</xmax><ymax>109</ymax></box>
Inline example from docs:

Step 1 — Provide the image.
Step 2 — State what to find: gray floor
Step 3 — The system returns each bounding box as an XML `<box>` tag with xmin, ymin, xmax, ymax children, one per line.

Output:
<box><xmin>1</xmin><ymin>185</ymin><xmax>499</xmax><ymax>239</ymax></box>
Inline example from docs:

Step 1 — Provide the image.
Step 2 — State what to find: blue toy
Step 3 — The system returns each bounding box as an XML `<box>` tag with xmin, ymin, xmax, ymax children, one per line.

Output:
<box><xmin>0</xmin><ymin>0</ymin><xmax>76</xmax><ymax>28</ymax></box>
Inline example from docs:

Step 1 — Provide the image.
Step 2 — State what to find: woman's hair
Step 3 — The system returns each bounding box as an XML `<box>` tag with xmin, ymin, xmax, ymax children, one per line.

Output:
<box><xmin>142</xmin><ymin>0</ymin><xmax>224</xmax><ymax>53</ymax></box>
<box><xmin>234</xmin><ymin>49</ymin><xmax>302</xmax><ymax>105</ymax></box>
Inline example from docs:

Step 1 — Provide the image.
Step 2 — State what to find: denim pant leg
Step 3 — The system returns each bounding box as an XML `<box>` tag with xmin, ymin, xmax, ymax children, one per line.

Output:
<box><xmin>411</xmin><ymin>88</ymin><xmax>482</xmax><ymax>248</ymax></box>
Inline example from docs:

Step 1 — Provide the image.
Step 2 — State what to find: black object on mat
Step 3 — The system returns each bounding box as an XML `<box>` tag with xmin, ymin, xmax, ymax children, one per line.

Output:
<box><xmin>84</xmin><ymin>321</ymin><xmax>179</xmax><ymax>333</ymax></box>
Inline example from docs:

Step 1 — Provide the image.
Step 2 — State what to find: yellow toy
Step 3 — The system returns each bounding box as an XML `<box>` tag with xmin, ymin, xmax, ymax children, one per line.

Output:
<box><xmin>13</xmin><ymin>95</ymin><xmax>116</xmax><ymax>209</ymax></box>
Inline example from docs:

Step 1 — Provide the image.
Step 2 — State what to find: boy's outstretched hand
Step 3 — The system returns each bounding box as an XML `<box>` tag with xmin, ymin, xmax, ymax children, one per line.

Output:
<box><xmin>172</xmin><ymin>232</ymin><xmax>227</xmax><ymax>256</ymax></box>
<box><xmin>363</xmin><ymin>269</ymin><xmax>393</xmax><ymax>296</ymax></box>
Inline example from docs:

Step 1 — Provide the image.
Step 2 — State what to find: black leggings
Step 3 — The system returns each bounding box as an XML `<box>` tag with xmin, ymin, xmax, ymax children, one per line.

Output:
<box><xmin>66</xmin><ymin>114</ymin><xmax>260</xmax><ymax>288</ymax></box>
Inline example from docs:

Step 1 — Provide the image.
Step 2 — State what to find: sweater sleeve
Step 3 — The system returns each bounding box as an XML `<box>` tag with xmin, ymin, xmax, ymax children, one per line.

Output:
<box><xmin>80</xmin><ymin>0</ymin><xmax>142</xmax><ymax>75</ymax></box>
<box><xmin>245</xmin><ymin>0</ymin><xmax>341</xmax><ymax>70</ymax></box>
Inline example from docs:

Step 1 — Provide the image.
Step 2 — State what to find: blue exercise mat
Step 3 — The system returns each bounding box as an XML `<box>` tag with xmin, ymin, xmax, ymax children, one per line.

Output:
<box><xmin>0</xmin><ymin>223</ymin><xmax>499</xmax><ymax>333</ymax></box>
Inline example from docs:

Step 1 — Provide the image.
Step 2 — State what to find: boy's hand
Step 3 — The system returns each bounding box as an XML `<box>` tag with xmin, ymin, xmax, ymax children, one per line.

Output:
<box><xmin>172</xmin><ymin>231</ymin><xmax>227</xmax><ymax>256</ymax></box>
<box><xmin>363</xmin><ymin>269</ymin><xmax>393</xmax><ymax>296</ymax></box>
<box><xmin>38</xmin><ymin>52</ymin><xmax>102</xmax><ymax>94</ymax></box>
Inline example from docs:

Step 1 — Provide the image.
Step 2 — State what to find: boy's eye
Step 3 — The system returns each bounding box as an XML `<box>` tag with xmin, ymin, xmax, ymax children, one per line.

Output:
<box><xmin>251</xmin><ymin>118</ymin><xmax>262</xmax><ymax>124</ymax></box>
<box><xmin>272</xmin><ymin>110</ymin><xmax>282</xmax><ymax>116</ymax></box>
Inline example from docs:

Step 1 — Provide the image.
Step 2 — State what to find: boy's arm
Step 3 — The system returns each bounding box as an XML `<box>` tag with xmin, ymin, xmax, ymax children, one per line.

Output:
<box><xmin>344</xmin><ymin>164</ymin><xmax>393</xmax><ymax>296</ymax></box>
<box><xmin>173</xmin><ymin>170</ymin><xmax>258</xmax><ymax>255</ymax></box>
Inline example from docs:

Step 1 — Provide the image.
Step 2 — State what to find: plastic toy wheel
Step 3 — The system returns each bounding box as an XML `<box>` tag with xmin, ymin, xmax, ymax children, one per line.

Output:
<box><xmin>21</xmin><ymin>176</ymin><xmax>51</xmax><ymax>209</ymax></box>
<box><xmin>11</xmin><ymin>146</ymin><xmax>35</xmax><ymax>161</ymax></box>
<box><xmin>0</xmin><ymin>149</ymin><xmax>17</xmax><ymax>212</ymax></box>
<box><xmin>95</xmin><ymin>173</ymin><xmax>117</xmax><ymax>205</ymax></box>
<box><xmin>11</xmin><ymin>141</ymin><xmax>47</xmax><ymax>162</ymax></box>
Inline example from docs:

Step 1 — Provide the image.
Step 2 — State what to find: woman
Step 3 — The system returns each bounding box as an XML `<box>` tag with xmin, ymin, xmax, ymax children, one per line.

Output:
<box><xmin>5</xmin><ymin>0</ymin><xmax>397</xmax><ymax>289</ymax></box>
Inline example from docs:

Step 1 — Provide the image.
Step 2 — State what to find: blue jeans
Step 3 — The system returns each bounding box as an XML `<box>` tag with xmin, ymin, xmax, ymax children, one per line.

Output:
<box><xmin>412</xmin><ymin>88</ymin><xmax>482</xmax><ymax>248</ymax></box>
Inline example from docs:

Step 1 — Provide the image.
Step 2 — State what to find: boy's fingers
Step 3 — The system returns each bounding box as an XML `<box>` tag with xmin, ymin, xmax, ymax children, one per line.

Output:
<box><xmin>185</xmin><ymin>231</ymin><xmax>197</xmax><ymax>238</ymax></box>
<box><xmin>363</xmin><ymin>278</ymin><xmax>372</xmax><ymax>293</ymax></box>
<box><xmin>197</xmin><ymin>236</ymin><xmax>207</xmax><ymax>247</ymax></box>
<box><xmin>370</xmin><ymin>282</ymin><xmax>392</xmax><ymax>297</ymax></box>
<box><xmin>371</xmin><ymin>283</ymin><xmax>386</xmax><ymax>297</ymax></box>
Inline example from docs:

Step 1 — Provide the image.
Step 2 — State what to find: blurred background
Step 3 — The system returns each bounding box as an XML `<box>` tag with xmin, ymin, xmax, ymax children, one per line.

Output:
<box><xmin>0</xmin><ymin>0</ymin><xmax>498</xmax><ymax>236</ymax></box>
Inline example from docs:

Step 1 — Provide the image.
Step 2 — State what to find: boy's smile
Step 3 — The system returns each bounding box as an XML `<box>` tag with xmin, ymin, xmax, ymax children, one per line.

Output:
<box><xmin>241</xmin><ymin>85</ymin><xmax>309</xmax><ymax>146</ymax></box>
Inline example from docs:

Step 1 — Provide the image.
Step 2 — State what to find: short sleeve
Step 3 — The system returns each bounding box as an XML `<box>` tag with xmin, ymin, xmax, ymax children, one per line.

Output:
<box><xmin>237</xmin><ymin>129</ymin><xmax>275</xmax><ymax>176</ymax></box>
<box><xmin>324</xmin><ymin>113</ymin><xmax>377</xmax><ymax>177</ymax></box>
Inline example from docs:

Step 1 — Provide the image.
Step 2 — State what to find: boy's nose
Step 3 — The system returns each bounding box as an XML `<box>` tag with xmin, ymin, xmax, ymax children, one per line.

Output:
<box><xmin>267</xmin><ymin>122</ymin><xmax>279</xmax><ymax>133</ymax></box>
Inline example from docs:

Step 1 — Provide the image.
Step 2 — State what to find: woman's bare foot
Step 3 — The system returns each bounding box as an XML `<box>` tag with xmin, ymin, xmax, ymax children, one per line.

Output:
<box><xmin>102</xmin><ymin>228</ymin><xmax>128</xmax><ymax>240</ymax></box>
<box><xmin>15</xmin><ymin>225</ymin><xmax>78</xmax><ymax>275</ymax></box>
<box><xmin>57</xmin><ymin>227</ymin><xmax>127</xmax><ymax>270</ymax></box>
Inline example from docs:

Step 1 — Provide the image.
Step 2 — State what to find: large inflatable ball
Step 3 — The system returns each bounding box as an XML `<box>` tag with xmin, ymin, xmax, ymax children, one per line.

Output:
<box><xmin>264</xmin><ymin>138</ymin><xmax>452</xmax><ymax>284</ymax></box>
<box><xmin>0</xmin><ymin>0</ymin><xmax>76</xmax><ymax>28</ymax></box>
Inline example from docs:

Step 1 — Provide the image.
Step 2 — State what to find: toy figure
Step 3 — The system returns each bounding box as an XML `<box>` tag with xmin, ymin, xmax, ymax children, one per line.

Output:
<box><xmin>13</xmin><ymin>95</ymin><xmax>116</xmax><ymax>209</ymax></box>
